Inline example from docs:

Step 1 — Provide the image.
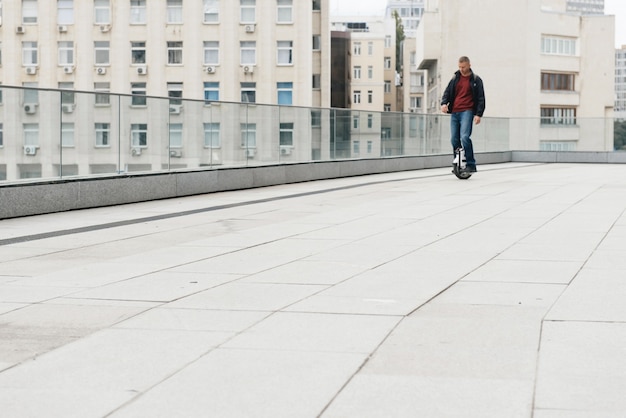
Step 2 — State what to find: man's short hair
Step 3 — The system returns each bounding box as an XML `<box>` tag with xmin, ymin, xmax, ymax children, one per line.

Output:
<box><xmin>458</xmin><ymin>56</ymin><xmax>471</xmax><ymax>64</ymax></box>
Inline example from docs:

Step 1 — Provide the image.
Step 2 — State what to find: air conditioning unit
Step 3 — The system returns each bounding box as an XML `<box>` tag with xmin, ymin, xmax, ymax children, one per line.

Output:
<box><xmin>244</xmin><ymin>24</ymin><xmax>255</xmax><ymax>33</ymax></box>
<box><xmin>16</xmin><ymin>26</ymin><xmax>25</xmax><ymax>34</ymax></box>
<box><xmin>131</xmin><ymin>147</ymin><xmax>142</xmax><ymax>156</ymax></box>
<box><xmin>409</xmin><ymin>108</ymin><xmax>418</xmax><ymax>113</ymax></box>
<box><xmin>100</xmin><ymin>24</ymin><xmax>111</xmax><ymax>32</ymax></box>
<box><xmin>245</xmin><ymin>148</ymin><xmax>256</xmax><ymax>158</ymax></box>
<box><xmin>280</xmin><ymin>146</ymin><xmax>292</xmax><ymax>156</ymax></box>
<box><xmin>242</xmin><ymin>65</ymin><xmax>255</xmax><ymax>74</ymax></box>
<box><xmin>63</xmin><ymin>66</ymin><xmax>74</xmax><ymax>74</ymax></box>
<box><xmin>96</xmin><ymin>67</ymin><xmax>107</xmax><ymax>75</ymax></box>
<box><xmin>169</xmin><ymin>149</ymin><xmax>182</xmax><ymax>158</ymax></box>
<box><xmin>24</xmin><ymin>103</ymin><xmax>38</xmax><ymax>114</ymax></box>
<box><xmin>25</xmin><ymin>66</ymin><xmax>37</xmax><ymax>75</ymax></box>
<box><xmin>62</xmin><ymin>104</ymin><xmax>75</xmax><ymax>113</ymax></box>
<box><xmin>169</xmin><ymin>104</ymin><xmax>182</xmax><ymax>114</ymax></box>
<box><xmin>23</xmin><ymin>145</ymin><xmax>37</xmax><ymax>156</ymax></box>
<box><xmin>136</xmin><ymin>66</ymin><xmax>147</xmax><ymax>75</ymax></box>
<box><xmin>58</xmin><ymin>25</ymin><xmax>68</xmax><ymax>33</ymax></box>
<box><xmin>205</xmin><ymin>66</ymin><xmax>216</xmax><ymax>74</ymax></box>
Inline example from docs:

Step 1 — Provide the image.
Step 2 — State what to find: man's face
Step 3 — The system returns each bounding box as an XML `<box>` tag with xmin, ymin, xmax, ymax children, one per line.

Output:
<box><xmin>458</xmin><ymin>61</ymin><xmax>471</xmax><ymax>76</ymax></box>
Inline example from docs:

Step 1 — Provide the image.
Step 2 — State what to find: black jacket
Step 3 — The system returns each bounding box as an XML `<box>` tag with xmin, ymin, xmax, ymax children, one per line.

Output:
<box><xmin>441</xmin><ymin>70</ymin><xmax>486</xmax><ymax>117</ymax></box>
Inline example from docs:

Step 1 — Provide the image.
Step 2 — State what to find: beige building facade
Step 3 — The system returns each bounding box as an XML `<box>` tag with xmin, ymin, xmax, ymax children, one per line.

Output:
<box><xmin>0</xmin><ymin>0</ymin><xmax>330</xmax><ymax>107</ymax></box>
<box><xmin>415</xmin><ymin>0</ymin><xmax>615</xmax><ymax>151</ymax></box>
<box><xmin>0</xmin><ymin>0</ymin><xmax>332</xmax><ymax>180</ymax></box>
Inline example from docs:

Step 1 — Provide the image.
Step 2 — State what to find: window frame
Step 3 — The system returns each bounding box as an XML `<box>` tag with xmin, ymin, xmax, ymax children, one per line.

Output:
<box><xmin>167</xmin><ymin>41</ymin><xmax>183</xmax><ymax>65</ymax></box>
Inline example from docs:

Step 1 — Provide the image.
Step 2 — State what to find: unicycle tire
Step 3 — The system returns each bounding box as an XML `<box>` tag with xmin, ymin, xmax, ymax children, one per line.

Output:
<box><xmin>453</xmin><ymin>165</ymin><xmax>472</xmax><ymax>180</ymax></box>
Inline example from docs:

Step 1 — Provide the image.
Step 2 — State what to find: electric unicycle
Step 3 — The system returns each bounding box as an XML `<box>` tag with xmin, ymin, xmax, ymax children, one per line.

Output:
<box><xmin>452</xmin><ymin>147</ymin><xmax>472</xmax><ymax>180</ymax></box>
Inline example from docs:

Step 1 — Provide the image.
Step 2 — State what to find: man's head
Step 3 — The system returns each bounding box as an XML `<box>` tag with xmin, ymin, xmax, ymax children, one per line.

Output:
<box><xmin>458</xmin><ymin>56</ymin><xmax>471</xmax><ymax>76</ymax></box>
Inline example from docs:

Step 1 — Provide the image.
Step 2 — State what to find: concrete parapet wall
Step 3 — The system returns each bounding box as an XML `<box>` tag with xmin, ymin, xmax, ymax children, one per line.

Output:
<box><xmin>10</xmin><ymin>150</ymin><xmax>626</xmax><ymax>219</ymax></box>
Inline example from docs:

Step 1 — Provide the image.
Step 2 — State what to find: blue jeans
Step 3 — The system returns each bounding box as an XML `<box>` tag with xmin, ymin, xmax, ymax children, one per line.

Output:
<box><xmin>450</xmin><ymin>110</ymin><xmax>475</xmax><ymax>167</ymax></box>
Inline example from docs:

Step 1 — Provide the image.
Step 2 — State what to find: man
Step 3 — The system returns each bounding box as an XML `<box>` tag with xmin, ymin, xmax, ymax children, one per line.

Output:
<box><xmin>441</xmin><ymin>56</ymin><xmax>486</xmax><ymax>173</ymax></box>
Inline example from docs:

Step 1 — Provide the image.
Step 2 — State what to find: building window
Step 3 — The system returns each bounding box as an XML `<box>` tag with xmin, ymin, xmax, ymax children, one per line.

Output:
<box><xmin>131</xmin><ymin>82</ymin><xmax>147</xmax><ymax>106</ymax></box>
<box><xmin>24</xmin><ymin>123</ymin><xmax>39</xmax><ymax>146</ymax></box>
<box><xmin>353</xmin><ymin>115</ymin><xmax>359</xmax><ymax>129</ymax></box>
<box><xmin>167</xmin><ymin>0</ymin><xmax>183</xmax><ymax>23</ymax></box>
<box><xmin>59</xmin><ymin>82</ymin><xmax>74</xmax><ymax>104</ymax></box>
<box><xmin>368</xmin><ymin>66</ymin><xmax>373</xmax><ymax>79</ymax></box>
<box><xmin>367</xmin><ymin>114</ymin><xmax>373</xmax><ymax>128</ymax></box>
<box><xmin>241</xmin><ymin>123</ymin><xmax>256</xmax><ymax>148</ymax></box>
<box><xmin>353</xmin><ymin>90</ymin><xmax>361</xmax><ymax>104</ymax></box>
<box><xmin>240</xmin><ymin>0</ymin><xmax>255</xmax><ymax>23</ymax></box>
<box><xmin>384</xmin><ymin>81</ymin><xmax>391</xmax><ymax>93</ymax></box>
<box><xmin>277</xmin><ymin>41</ymin><xmax>293</xmax><ymax>65</ymax></box>
<box><xmin>169</xmin><ymin>123</ymin><xmax>183</xmax><ymax>148</ymax></box>
<box><xmin>204</xmin><ymin>123</ymin><xmax>220</xmax><ymax>147</ymax></box>
<box><xmin>95</xmin><ymin>123</ymin><xmax>110</xmax><ymax>147</ymax></box>
<box><xmin>23</xmin><ymin>0</ymin><xmax>38</xmax><ymax>24</ymax></box>
<box><xmin>384</xmin><ymin>104</ymin><xmax>391</xmax><ymax>112</ymax></box>
<box><xmin>279</xmin><ymin>122</ymin><xmax>294</xmax><ymax>146</ymax></box>
<box><xmin>130</xmin><ymin>0</ymin><xmax>147</xmax><ymax>24</ymax></box>
<box><xmin>353</xmin><ymin>66</ymin><xmax>361</xmax><ymax>79</ymax></box>
<box><xmin>312</xmin><ymin>0</ymin><xmax>321</xmax><ymax>11</ymax></box>
<box><xmin>384</xmin><ymin>57</ymin><xmax>391</xmax><ymax>69</ymax></box>
<box><xmin>368</xmin><ymin>42</ymin><xmax>373</xmax><ymax>55</ymax></box>
<box><xmin>58</xmin><ymin>0</ymin><xmax>74</xmax><ymax>24</ymax></box>
<box><xmin>94</xmin><ymin>82</ymin><xmax>110</xmax><ymax>105</ymax></box>
<box><xmin>58</xmin><ymin>41</ymin><xmax>74</xmax><ymax>66</ymax></box>
<box><xmin>385</xmin><ymin>35</ymin><xmax>391</xmax><ymax>48</ymax></box>
<box><xmin>168</xmin><ymin>82</ymin><xmax>183</xmax><ymax>105</ymax></box>
<box><xmin>23</xmin><ymin>82</ymin><xmax>38</xmax><ymax>103</ymax></box>
<box><xmin>94</xmin><ymin>41</ymin><xmax>110</xmax><ymax>65</ymax></box>
<box><xmin>277</xmin><ymin>0</ymin><xmax>292</xmax><ymax>23</ymax></box>
<box><xmin>240</xmin><ymin>41</ymin><xmax>256</xmax><ymax>65</ymax></box>
<box><xmin>204</xmin><ymin>0</ymin><xmax>219</xmax><ymax>23</ymax></box>
<box><xmin>241</xmin><ymin>82</ymin><xmax>256</xmax><ymax>103</ymax></box>
<box><xmin>131</xmin><ymin>124</ymin><xmax>148</xmax><ymax>147</ymax></box>
<box><xmin>277</xmin><ymin>82</ymin><xmax>293</xmax><ymax>105</ymax></box>
<box><xmin>353</xmin><ymin>140</ymin><xmax>360</xmax><ymax>154</ymax></box>
<box><xmin>540</xmin><ymin>141</ymin><xmax>576</xmax><ymax>151</ymax></box>
<box><xmin>541</xmin><ymin>36</ymin><xmax>577</xmax><ymax>56</ymax></box>
<box><xmin>203</xmin><ymin>41</ymin><xmax>219</xmax><ymax>65</ymax></box>
<box><xmin>0</xmin><ymin>123</ymin><xmax>3</xmax><ymax>147</ymax></box>
<box><xmin>167</xmin><ymin>42</ymin><xmax>183</xmax><ymax>65</ymax></box>
<box><xmin>540</xmin><ymin>107</ymin><xmax>576</xmax><ymax>125</ymax></box>
<box><xmin>204</xmin><ymin>81</ymin><xmax>219</xmax><ymax>102</ymax></box>
<box><xmin>353</xmin><ymin>42</ymin><xmax>361</xmax><ymax>56</ymax></box>
<box><xmin>131</xmin><ymin>42</ymin><xmax>146</xmax><ymax>64</ymax></box>
<box><xmin>94</xmin><ymin>0</ymin><xmax>110</xmax><ymax>24</ymax></box>
<box><xmin>312</xmin><ymin>35</ymin><xmax>321</xmax><ymax>51</ymax></box>
<box><xmin>367</xmin><ymin>140</ymin><xmax>373</xmax><ymax>153</ymax></box>
<box><xmin>541</xmin><ymin>73</ymin><xmax>575</xmax><ymax>91</ymax></box>
<box><xmin>312</xmin><ymin>74</ymin><xmax>321</xmax><ymax>89</ymax></box>
<box><xmin>410</xmin><ymin>96</ymin><xmax>421</xmax><ymax>109</ymax></box>
<box><xmin>311</xmin><ymin>110</ymin><xmax>321</xmax><ymax>127</ymax></box>
<box><xmin>368</xmin><ymin>90</ymin><xmax>373</xmax><ymax>103</ymax></box>
<box><xmin>61</xmin><ymin>123</ymin><xmax>74</xmax><ymax>147</ymax></box>
<box><xmin>22</xmin><ymin>41</ymin><xmax>38</xmax><ymax>66</ymax></box>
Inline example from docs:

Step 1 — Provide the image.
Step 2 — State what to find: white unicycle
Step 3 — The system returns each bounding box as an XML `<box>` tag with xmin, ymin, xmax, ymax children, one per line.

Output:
<box><xmin>452</xmin><ymin>147</ymin><xmax>472</xmax><ymax>180</ymax></box>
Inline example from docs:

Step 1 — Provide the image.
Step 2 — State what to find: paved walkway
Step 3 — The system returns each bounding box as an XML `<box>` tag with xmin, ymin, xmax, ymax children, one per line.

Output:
<box><xmin>1</xmin><ymin>162</ymin><xmax>625</xmax><ymax>418</ymax></box>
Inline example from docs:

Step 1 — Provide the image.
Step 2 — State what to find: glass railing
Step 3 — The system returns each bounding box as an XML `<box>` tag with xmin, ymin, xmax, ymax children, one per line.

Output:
<box><xmin>0</xmin><ymin>85</ymin><xmax>623</xmax><ymax>183</ymax></box>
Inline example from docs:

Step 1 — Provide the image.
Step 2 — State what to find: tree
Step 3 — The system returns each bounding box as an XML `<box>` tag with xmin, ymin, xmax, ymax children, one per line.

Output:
<box><xmin>393</xmin><ymin>10</ymin><xmax>405</xmax><ymax>73</ymax></box>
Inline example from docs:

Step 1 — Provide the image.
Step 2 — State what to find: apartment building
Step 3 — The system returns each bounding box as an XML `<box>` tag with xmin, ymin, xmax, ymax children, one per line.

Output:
<box><xmin>0</xmin><ymin>0</ymin><xmax>330</xmax><ymax>106</ymax></box>
<box><xmin>0</xmin><ymin>0</ymin><xmax>332</xmax><ymax>180</ymax></box>
<box><xmin>385</xmin><ymin>0</ymin><xmax>425</xmax><ymax>38</ymax></box>
<box><xmin>415</xmin><ymin>0</ymin><xmax>615</xmax><ymax>151</ymax></box>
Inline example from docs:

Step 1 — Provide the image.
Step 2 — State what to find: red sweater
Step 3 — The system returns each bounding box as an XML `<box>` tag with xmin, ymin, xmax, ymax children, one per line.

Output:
<box><xmin>453</xmin><ymin>75</ymin><xmax>474</xmax><ymax>112</ymax></box>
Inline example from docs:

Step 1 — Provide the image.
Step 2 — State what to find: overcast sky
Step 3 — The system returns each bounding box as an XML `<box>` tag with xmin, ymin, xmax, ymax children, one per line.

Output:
<box><xmin>330</xmin><ymin>0</ymin><xmax>626</xmax><ymax>48</ymax></box>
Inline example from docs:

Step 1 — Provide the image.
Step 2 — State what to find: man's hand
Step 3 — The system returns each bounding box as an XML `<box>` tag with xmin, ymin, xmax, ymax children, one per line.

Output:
<box><xmin>474</xmin><ymin>116</ymin><xmax>481</xmax><ymax>125</ymax></box>
<box><xmin>441</xmin><ymin>104</ymin><xmax>449</xmax><ymax>113</ymax></box>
